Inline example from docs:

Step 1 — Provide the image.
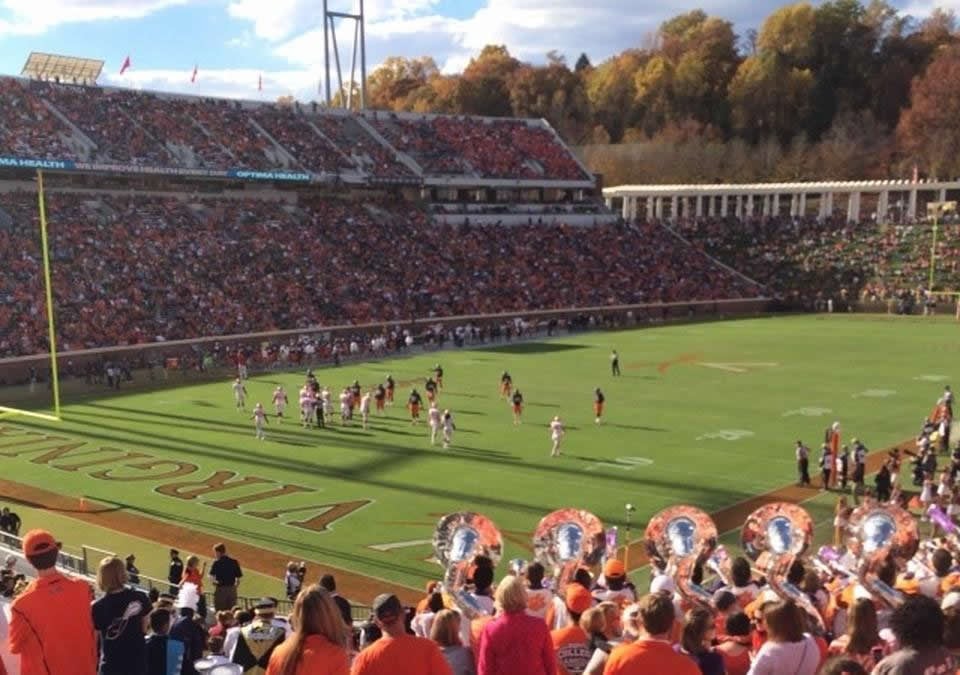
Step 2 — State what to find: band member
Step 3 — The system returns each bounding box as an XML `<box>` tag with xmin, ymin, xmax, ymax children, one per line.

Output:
<box><xmin>945</xmin><ymin>385</ymin><xmax>954</xmax><ymax>418</ymax></box>
<box><xmin>425</xmin><ymin>377</ymin><xmax>438</xmax><ymax>404</ymax></box>
<box><xmin>512</xmin><ymin>389</ymin><xmax>524</xmax><ymax>425</ymax></box>
<box><xmin>375</xmin><ymin>382</ymin><xmax>387</xmax><ymax>414</ymax></box>
<box><xmin>408</xmin><ymin>388</ymin><xmax>423</xmax><ymax>424</ymax></box>
<box><xmin>252</xmin><ymin>403</ymin><xmax>268</xmax><ymax>440</ymax></box>
<box><xmin>428</xmin><ymin>403</ymin><xmax>442</xmax><ymax>446</ymax></box>
<box><xmin>434</xmin><ymin>364</ymin><xmax>444</xmax><ymax>390</ymax></box>
<box><xmin>233</xmin><ymin>378</ymin><xmax>248</xmax><ymax>411</ymax></box>
<box><xmin>442</xmin><ymin>410</ymin><xmax>456</xmax><ymax>449</ymax></box>
<box><xmin>385</xmin><ymin>374</ymin><xmax>395</xmax><ymax>405</ymax></box>
<box><xmin>820</xmin><ymin>442</ymin><xmax>833</xmax><ymax>491</ymax></box>
<box><xmin>550</xmin><ymin>416</ymin><xmax>565</xmax><ymax>457</ymax></box>
<box><xmin>853</xmin><ymin>438</ymin><xmax>867</xmax><ymax>490</ymax></box>
<box><xmin>272</xmin><ymin>386</ymin><xmax>288</xmax><ymax>422</ymax></box>
<box><xmin>796</xmin><ymin>440</ymin><xmax>810</xmax><ymax>486</ymax></box>
<box><xmin>594</xmin><ymin>388</ymin><xmax>605</xmax><ymax>425</ymax></box>
<box><xmin>611</xmin><ymin>350</ymin><xmax>621</xmax><ymax>377</ymax></box>
<box><xmin>360</xmin><ymin>391</ymin><xmax>372</xmax><ymax>430</ymax></box>
<box><xmin>500</xmin><ymin>371</ymin><xmax>513</xmax><ymax>399</ymax></box>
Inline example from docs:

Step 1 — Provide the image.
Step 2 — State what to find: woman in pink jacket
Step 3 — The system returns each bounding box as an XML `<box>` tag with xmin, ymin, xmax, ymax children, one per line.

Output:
<box><xmin>477</xmin><ymin>575</ymin><xmax>557</xmax><ymax>675</ymax></box>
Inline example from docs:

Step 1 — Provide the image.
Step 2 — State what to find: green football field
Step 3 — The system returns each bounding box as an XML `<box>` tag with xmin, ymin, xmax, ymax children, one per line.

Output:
<box><xmin>0</xmin><ymin>314</ymin><xmax>954</xmax><ymax>601</ymax></box>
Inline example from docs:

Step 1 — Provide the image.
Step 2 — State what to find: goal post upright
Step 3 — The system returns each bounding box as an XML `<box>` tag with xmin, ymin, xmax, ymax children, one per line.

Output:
<box><xmin>37</xmin><ymin>169</ymin><xmax>61</xmax><ymax>419</ymax></box>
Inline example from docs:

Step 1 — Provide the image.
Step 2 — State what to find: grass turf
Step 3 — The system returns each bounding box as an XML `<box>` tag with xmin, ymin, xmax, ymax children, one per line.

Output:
<box><xmin>0</xmin><ymin>314</ymin><xmax>953</xmax><ymax>596</ymax></box>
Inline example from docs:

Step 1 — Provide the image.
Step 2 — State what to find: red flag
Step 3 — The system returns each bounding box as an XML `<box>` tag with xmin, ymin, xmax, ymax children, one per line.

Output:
<box><xmin>190</xmin><ymin>65</ymin><xmax>198</xmax><ymax>83</ymax></box>
<box><xmin>258</xmin><ymin>74</ymin><xmax>262</xmax><ymax>91</ymax></box>
<box><xmin>119</xmin><ymin>55</ymin><xmax>131</xmax><ymax>75</ymax></box>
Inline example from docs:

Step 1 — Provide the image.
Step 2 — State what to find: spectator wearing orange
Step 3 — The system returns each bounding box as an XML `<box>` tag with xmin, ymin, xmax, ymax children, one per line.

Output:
<box><xmin>266</xmin><ymin>584</ymin><xmax>349</xmax><ymax>675</ymax></box>
<box><xmin>604</xmin><ymin>593</ymin><xmax>700</xmax><ymax>675</ymax></box>
<box><xmin>350</xmin><ymin>593</ymin><xmax>451</xmax><ymax>675</ymax></box>
<box><xmin>551</xmin><ymin>585</ymin><xmax>593</xmax><ymax>675</ymax></box>
<box><xmin>714</xmin><ymin>612</ymin><xmax>752</xmax><ymax>675</ymax></box>
<box><xmin>9</xmin><ymin>529</ymin><xmax>97</xmax><ymax>675</ymax></box>
<box><xmin>592</xmin><ymin>559</ymin><xmax>635</xmax><ymax>608</ymax></box>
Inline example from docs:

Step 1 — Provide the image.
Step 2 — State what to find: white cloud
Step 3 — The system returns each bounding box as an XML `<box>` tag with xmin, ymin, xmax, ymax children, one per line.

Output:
<box><xmin>102</xmin><ymin>67</ymin><xmax>322</xmax><ymax>102</ymax></box>
<box><xmin>0</xmin><ymin>0</ymin><xmax>189</xmax><ymax>35</ymax></box>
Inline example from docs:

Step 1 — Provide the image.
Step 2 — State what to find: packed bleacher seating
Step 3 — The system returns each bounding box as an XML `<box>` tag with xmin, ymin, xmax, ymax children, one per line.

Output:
<box><xmin>671</xmin><ymin>215</ymin><xmax>960</xmax><ymax>310</ymax></box>
<box><xmin>0</xmin><ymin>77</ymin><xmax>591</xmax><ymax>183</ymax></box>
<box><xmin>365</xmin><ymin>112</ymin><xmax>591</xmax><ymax>180</ymax></box>
<box><xmin>0</xmin><ymin>190</ymin><xmax>758</xmax><ymax>356</ymax></box>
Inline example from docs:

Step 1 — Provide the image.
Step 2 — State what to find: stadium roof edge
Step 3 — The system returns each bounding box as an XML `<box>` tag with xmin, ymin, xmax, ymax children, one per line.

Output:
<box><xmin>603</xmin><ymin>179</ymin><xmax>960</xmax><ymax>196</ymax></box>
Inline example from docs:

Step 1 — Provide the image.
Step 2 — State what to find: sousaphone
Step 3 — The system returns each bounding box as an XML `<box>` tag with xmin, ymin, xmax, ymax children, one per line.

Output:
<box><xmin>433</xmin><ymin>511</ymin><xmax>503</xmax><ymax>619</ymax></box>
<box><xmin>645</xmin><ymin>505</ymin><xmax>718</xmax><ymax>608</ymax></box>
<box><xmin>741</xmin><ymin>502</ymin><xmax>823</xmax><ymax>629</ymax></box>
<box><xmin>533</xmin><ymin>508</ymin><xmax>605</xmax><ymax>596</ymax></box>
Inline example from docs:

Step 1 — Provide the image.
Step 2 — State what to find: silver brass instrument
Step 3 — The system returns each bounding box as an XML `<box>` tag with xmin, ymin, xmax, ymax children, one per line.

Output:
<box><xmin>645</xmin><ymin>505</ymin><xmax>718</xmax><ymax>608</ymax></box>
<box><xmin>533</xmin><ymin>508</ymin><xmax>605</xmax><ymax>596</ymax></box>
<box><xmin>846</xmin><ymin>503</ymin><xmax>918</xmax><ymax>609</ymax></box>
<box><xmin>433</xmin><ymin>511</ymin><xmax>503</xmax><ymax>619</ymax></box>
<box><xmin>741</xmin><ymin>502</ymin><xmax>824</xmax><ymax>630</ymax></box>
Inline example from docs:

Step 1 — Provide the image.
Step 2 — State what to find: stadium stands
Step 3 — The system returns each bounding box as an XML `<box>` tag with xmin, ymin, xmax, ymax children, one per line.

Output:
<box><xmin>0</xmin><ymin>77</ymin><xmax>591</xmax><ymax>184</ymax></box>
<box><xmin>0</xmin><ymin>190</ymin><xmax>759</xmax><ymax>356</ymax></box>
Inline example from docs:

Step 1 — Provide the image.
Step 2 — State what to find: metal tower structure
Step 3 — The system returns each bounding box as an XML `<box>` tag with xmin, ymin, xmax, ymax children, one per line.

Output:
<box><xmin>323</xmin><ymin>0</ymin><xmax>366</xmax><ymax>109</ymax></box>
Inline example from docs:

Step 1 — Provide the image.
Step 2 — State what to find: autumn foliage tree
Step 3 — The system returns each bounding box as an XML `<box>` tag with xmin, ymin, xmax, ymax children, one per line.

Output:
<box><xmin>359</xmin><ymin>0</ymin><xmax>959</xmax><ymax>180</ymax></box>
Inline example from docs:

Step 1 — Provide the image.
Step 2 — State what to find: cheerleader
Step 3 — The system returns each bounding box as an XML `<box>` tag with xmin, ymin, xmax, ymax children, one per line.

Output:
<box><xmin>550</xmin><ymin>416</ymin><xmax>565</xmax><ymax>457</ymax></box>
<box><xmin>921</xmin><ymin>472</ymin><xmax>936</xmax><ymax>519</ymax></box>
<box><xmin>442</xmin><ymin>410</ymin><xmax>456</xmax><ymax>449</ymax></box>
<box><xmin>938</xmin><ymin>469</ymin><xmax>953</xmax><ymax>501</ymax></box>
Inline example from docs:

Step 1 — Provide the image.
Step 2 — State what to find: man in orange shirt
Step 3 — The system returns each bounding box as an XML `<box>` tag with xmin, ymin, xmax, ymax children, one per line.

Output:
<box><xmin>604</xmin><ymin>593</ymin><xmax>700</xmax><ymax>675</ymax></box>
<box><xmin>9</xmin><ymin>529</ymin><xmax>97</xmax><ymax>675</ymax></box>
<box><xmin>350</xmin><ymin>593</ymin><xmax>451</xmax><ymax>675</ymax></box>
<box><xmin>552</xmin><ymin>585</ymin><xmax>594</xmax><ymax>675</ymax></box>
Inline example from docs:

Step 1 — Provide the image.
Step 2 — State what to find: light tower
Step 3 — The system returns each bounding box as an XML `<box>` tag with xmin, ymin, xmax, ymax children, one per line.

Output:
<box><xmin>323</xmin><ymin>0</ymin><xmax>367</xmax><ymax>109</ymax></box>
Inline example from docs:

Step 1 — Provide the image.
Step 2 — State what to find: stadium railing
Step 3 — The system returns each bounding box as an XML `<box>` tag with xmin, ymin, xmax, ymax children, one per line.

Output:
<box><xmin>0</xmin><ymin>533</ymin><xmax>373</xmax><ymax>620</ymax></box>
<box><xmin>0</xmin><ymin>297</ymin><xmax>769</xmax><ymax>386</ymax></box>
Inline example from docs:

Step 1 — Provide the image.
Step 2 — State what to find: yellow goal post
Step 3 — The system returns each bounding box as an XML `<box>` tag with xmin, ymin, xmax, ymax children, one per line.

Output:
<box><xmin>0</xmin><ymin>170</ymin><xmax>62</xmax><ymax>422</ymax></box>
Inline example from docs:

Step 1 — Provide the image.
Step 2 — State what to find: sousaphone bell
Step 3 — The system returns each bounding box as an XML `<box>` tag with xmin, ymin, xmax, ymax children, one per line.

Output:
<box><xmin>645</xmin><ymin>505</ymin><xmax>718</xmax><ymax>608</ymax></box>
<box><xmin>845</xmin><ymin>502</ymin><xmax>918</xmax><ymax>608</ymax></box>
<box><xmin>741</xmin><ymin>502</ymin><xmax>823</xmax><ymax>629</ymax></box>
<box><xmin>433</xmin><ymin>511</ymin><xmax>503</xmax><ymax>619</ymax></box>
<box><xmin>533</xmin><ymin>508</ymin><xmax>605</xmax><ymax>596</ymax></box>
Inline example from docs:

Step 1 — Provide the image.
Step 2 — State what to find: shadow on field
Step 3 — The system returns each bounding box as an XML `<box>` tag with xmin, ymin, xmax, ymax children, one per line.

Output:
<box><xmin>10</xmin><ymin>410</ymin><xmax>754</xmax><ymax>528</ymax></box>
<box><xmin>478</xmin><ymin>343</ymin><xmax>588</xmax><ymax>355</ymax></box>
<box><xmin>607</xmin><ymin>423</ymin><xmax>668</xmax><ymax>432</ymax></box>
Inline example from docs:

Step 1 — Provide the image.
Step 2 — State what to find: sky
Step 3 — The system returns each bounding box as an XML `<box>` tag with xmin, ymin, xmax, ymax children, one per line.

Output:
<box><xmin>0</xmin><ymin>0</ymin><xmax>946</xmax><ymax>102</ymax></box>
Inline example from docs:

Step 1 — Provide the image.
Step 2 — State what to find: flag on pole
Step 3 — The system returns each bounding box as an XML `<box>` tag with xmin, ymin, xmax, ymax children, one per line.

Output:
<box><xmin>119</xmin><ymin>55</ymin><xmax>131</xmax><ymax>75</ymax></box>
<box><xmin>912</xmin><ymin>164</ymin><xmax>919</xmax><ymax>184</ymax></box>
<box><xmin>190</xmin><ymin>65</ymin><xmax>198</xmax><ymax>83</ymax></box>
<box><xmin>258</xmin><ymin>74</ymin><xmax>262</xmax><ymax>92</ymax></box>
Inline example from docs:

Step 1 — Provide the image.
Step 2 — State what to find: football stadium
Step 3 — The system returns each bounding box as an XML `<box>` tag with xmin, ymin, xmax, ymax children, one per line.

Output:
<box><xmin>3</xmin><ymin>2</ymin><xmax>960</xmax><ymax>674</ymax></box>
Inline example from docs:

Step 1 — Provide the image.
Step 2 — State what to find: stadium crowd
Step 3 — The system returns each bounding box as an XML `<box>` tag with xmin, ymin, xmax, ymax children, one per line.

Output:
<box><xmin>674</xmin><ymin>215</ymin><xmax>960</xmax><ymax>311</ymax></box>
<box><xmin>364</xmin><ymin>113</ymin><xmax>590</xmax><ymax>180</ymax></box>
<box><xmin>6</xmin><ymin>497</ymin><xmax>960</xmax><ymax>675</ymax></box>
<box><xmin>0</xmin><ymin>77</ymin><xmax>589</xmax><ymax>181</ymax></box>
<box><xmin>0</xmin><ymin>191</ymin><xmax>759</xmax><ymax>357</ymax></box>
